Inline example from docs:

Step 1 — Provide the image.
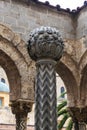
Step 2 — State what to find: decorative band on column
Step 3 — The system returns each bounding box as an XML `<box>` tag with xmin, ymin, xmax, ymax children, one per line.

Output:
<box><xmin>36</xmin><ymin>59</ymin><xmax>56</xmax><ymax>65</ymax></box>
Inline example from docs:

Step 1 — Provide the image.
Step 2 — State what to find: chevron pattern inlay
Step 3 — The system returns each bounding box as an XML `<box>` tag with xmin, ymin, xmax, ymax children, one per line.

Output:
<box><xmin>16</xmin><ymin>114</ymin><xmax>27</xmax><ymax>130</ymax></box>
<box><xmin>35</xmin><ymin>61</ymin><xmax>57</xmax><ymax>130</ymax></box>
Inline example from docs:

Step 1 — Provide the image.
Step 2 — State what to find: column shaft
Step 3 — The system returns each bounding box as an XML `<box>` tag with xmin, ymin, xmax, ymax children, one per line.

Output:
<box><xmin>74</xmin><ymin>121</ymin><xmax>79</xmax><ymax>130</ymax></box>
<box><xmin>35</xmin><ymin>60</ymin><xmax>57</xmax><ymax>130</ymax></box>
<box><xmin>16</xmin><ymin>113</ymin><xmax>27</xmax><ymax>130</ymax></box>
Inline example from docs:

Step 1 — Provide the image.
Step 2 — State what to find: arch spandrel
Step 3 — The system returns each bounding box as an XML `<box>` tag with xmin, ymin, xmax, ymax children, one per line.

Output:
<box><xmin>0</xmin><ymin>24</ymin><xmax>32</xmax><ymax>66</ymax></box>
<box><xmin>61</xmin><ymin>52</ymin><xmax>80</xmax><ymax>85</ymax></box>
<box><xmin>0</xmin><ymin>24</ymin><xmax>34</xmax><ymax>102</ymax></box>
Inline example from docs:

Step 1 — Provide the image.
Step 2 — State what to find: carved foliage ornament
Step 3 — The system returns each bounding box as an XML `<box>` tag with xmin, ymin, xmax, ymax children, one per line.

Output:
<box><xmin>11</xmin><ymin>101</ymin><xmax>32</xmax><ymax>114</ymax></box>
<box><xmin>28</xmin><ymin>26</ymin><xmax>64</xmax><ymax>61</ymax></box>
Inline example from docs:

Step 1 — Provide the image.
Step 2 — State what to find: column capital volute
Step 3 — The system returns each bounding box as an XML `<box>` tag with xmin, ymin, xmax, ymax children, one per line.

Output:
<box><xmin>27</xmin><ymin>26</ymin><xmax>64</xmax><ymax>61</ymax></box>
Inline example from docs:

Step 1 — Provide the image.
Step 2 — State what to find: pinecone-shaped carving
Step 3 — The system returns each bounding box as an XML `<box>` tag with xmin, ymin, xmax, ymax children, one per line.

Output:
<box><xmin>28</xmin><ymin>26</ymin><xmax>64</xmax><ymax>61</ymax></box>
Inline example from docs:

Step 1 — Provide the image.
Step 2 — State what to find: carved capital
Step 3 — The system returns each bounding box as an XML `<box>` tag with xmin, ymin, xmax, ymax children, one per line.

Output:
<box><xmin>10</xmin><ymin>100</ymin><xmax>33</xmax><ymax>130</ymax></box>
<box><xmin>10</xmin><ymin>100</ymin><xmax>33</xmax><ymax>115</ymax></box>
<box><xmin>28</xmin><ymin>26</ymin><xmax>64</xmax><ymax>61</ymax></box>
<box><xmin>68</xmin><ymin>107</ymin><xmax>87</xmax><ymax>123</ymax></box>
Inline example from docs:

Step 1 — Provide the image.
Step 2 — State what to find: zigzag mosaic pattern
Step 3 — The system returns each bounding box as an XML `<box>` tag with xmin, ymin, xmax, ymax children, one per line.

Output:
<box><xmin>16</xmin><ymin>115</ymin><xmax>27</xmax><ymax>130</ymax></box>
<box><xmin>35</xmin><ymin>62</ymin><xmax>57</xmax><ymax>130</ymax></box>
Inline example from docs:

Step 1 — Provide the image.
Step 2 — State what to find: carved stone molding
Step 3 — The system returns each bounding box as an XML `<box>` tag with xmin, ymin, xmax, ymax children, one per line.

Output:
<box><xmin>28</xmin><ymin>26</ymin><xmax>64</xmax><ymax>61</ymax></box>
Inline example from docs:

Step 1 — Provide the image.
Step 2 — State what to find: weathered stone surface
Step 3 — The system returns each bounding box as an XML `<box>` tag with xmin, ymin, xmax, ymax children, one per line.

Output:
<box><xmin>0</xmin><ymin>24</ymin><xmax>35</xmax><ymax>102</ymax></box>
<box><xmin>0</xmin><ymin>0</ymin><xmax>75</xmax><ymax>42</ymax></box>
<box><xmin>68</xmin><ymin>107</ymin><xmax>87</xmax><ymax>123</ymax></box>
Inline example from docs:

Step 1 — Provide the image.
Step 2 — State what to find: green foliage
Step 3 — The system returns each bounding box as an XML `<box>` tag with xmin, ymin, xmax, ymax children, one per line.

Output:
<box><xmin>66</xmin><ymin>119</ymin><xmax>73</xmax><ymax>130</ymax></box>
<box><xmin>58</xmin><ymin>91</ymin><xmax>67</xmax><ymax>98</ymax></box>
<box><xmin>58</xmin><ymin>108</ymin><xmax>68</xmax><ymax>117</ymax></box>
<box><xmin>58</xmin><ymin>113</ymin><xmax>69</xmax><ymax>130</ymax></box>
<box><xmin>57</xmin><ymin>92</ymin><xmax>73</xmax><ymax>130</ymax></box>
<box><xmin>57</xmin><ymin>100</ymin><xmax>67</xmax><ymax>112</ymax></box>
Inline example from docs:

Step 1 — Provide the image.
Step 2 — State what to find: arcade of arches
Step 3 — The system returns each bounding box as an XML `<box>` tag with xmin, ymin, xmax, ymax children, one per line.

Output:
<box><xmin>0</xmin><ymin>0</ymin><xmax>87</xmax><ymax>129</ymax></box>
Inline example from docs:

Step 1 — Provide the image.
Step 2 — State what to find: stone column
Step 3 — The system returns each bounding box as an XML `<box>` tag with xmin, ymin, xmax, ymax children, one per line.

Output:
<box><xmin>28</xmin><ymin>27</ymin><xmax>64</xmax><ymax>130</ymax></box>
<box><xmin>11</xmin><ymin>100</ymin><xmax>32</xmax><ymax>130</ymax></box>
<box><xmin>79</xmin><ymin>122</ymin><xmax>86</xmax><ymax>130</ymax></box>
<box><xmin>74</xmin><ymin>122</ymin><xmax>86</xmax><ymax>130</ymax></box>
<box><xmin>35</xmin><ymin>59</ymin><xmax>57</xmax><ymax>130</ymax></box>
<box><xmin>74</xmin><ymin>120</ymin><xmax>79</xmax><ymax>130</ymax></box>
<box><xmin>69</xmin><ymin>107</ymin><xmax>87</xmax><ymax>130</ymax></box>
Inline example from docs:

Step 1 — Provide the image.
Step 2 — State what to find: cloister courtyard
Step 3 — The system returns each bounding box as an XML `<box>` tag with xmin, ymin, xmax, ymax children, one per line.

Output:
<box><xmin>0</xmin><ymin>0</ymin><xmax>87</xmax><ymax>130</ymax></box>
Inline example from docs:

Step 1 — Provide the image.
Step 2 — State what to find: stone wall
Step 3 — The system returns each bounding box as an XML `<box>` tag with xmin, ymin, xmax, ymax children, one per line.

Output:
<box><xmin>0</xmin><ymin>0</ymin><xmax>75</xmax><ymax>42</ymax></box>
<box><xmin>76</xmin><ymin>7</ymin><xmax>87</xmax><ymax>39</ymax></box>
